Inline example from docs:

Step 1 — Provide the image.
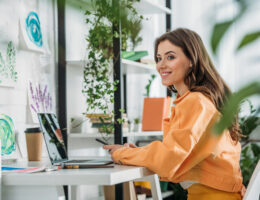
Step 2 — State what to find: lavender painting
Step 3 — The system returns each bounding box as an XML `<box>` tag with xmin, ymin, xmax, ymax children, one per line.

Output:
<box><xmin>28</xmin><ymin>81</ymin><xmax>53</xmax><ymax>123</ymax></box>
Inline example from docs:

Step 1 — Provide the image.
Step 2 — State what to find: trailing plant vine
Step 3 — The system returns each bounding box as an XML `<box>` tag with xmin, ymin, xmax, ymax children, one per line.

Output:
<box><xmin>82</xmin><ymin>0</ymin><xmax>142</xmax><ymax>136</ymax></box>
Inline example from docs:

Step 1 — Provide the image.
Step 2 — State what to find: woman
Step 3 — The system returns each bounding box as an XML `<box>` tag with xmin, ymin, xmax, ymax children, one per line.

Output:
<box><xmin>104</xmin><ymin>28</ymin><xmax>244</xmax><ymax>200</ymax></box>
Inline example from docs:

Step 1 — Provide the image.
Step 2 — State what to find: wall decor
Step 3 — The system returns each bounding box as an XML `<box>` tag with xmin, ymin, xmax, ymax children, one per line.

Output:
<box><xmin>0</xmin><ymin>113</ymin><xmax>17</xmax><ymax>161</ymax></box>
<box><xmin>20</xmin><ymin>10</ymin><xmax>44</xmax><ymax>53</ymax></box>
<box><xmin>0</xmin><ymin>41</ymin><xmax>18</xmax><ymax>87</ymax></box>
<box><xmin>26</xmin><ymin>11</ymin><xmax>43</xmax><ymax>48</ymax></box>
<box><xmin>28</xmin><ymin>80</ymin><xmax>53</xmax><ymax>123</ymax></box>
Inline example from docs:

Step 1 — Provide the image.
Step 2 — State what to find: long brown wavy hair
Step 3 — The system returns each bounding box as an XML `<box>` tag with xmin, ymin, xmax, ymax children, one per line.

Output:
<box><xmin>154</xmin><ymin>28</ymin><xmax>241</xmax><ymax>142</ymax></box>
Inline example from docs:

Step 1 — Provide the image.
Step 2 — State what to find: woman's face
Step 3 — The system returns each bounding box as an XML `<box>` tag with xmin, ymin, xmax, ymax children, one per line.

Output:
<box><xmin>156</xmin><ymin>40</ymin><xmax>191</xmax><ymax>87</ymax></box>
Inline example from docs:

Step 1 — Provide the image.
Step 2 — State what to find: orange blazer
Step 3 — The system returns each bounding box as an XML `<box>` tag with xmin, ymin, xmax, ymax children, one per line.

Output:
<box><xmin>112</xmin><ymin>91</ymin><xmax>243</xmax><ymax>193</ymax></box>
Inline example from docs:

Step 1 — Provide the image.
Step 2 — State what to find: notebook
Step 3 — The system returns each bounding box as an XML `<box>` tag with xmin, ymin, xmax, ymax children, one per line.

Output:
<box><xmin>37</xmin><ymin>113</ymin><xmax>113</xmax><ymax>167</ymax></box>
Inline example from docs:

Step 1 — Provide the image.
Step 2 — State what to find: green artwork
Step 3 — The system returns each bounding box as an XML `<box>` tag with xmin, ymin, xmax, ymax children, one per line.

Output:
<box><xmin>0</xmin><ymin>41</ymin><xmax>17</xmax><ymax>84</ymax></box>
<box><xmin>0</xmin><ymin>113</ymin><xmax>16</xmax><ymax>155</ymax></box>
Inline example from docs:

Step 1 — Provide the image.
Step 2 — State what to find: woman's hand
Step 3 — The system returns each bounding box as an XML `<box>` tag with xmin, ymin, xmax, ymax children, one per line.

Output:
<box><xmin>123</xmin><ymin>143</ymin><xmax>137</xmax><ymax>148</ymax></box>
<box><xmin>103</xmin><ymin>143</ymin><xmax>137</xmax><ymax>164</ymax></box>
<box><xmin>103</xmin><ymin>143</ymin><xmax>137</xmax><ymax>155</ymax></box>
<box><xmin>103</xmin><ymin>144</ymin><xmax>124</xmax><ymax>155</ymax></box>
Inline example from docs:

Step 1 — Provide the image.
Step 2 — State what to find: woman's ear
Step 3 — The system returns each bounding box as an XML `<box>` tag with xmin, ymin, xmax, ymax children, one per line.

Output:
<box><xmin>189</xmin><ymin>61</ymin><xmax>192</xmax><ymax>68</ymax></box>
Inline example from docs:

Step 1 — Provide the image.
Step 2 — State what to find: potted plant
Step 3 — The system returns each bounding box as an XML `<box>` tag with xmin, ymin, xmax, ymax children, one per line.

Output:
<box><xmin>142</xmin><ymin>74</ymin><xmax>171</xmax><ymax>131</ymax></box>
<box><xmin>82</xmin><ymin>0</ymin><xmax>143</xmax><ymax>137</ymax></box>
<box><xmin>132</xmin><ymin>117</ymin><xmax>141</xmax><ymax>132</ymax></box>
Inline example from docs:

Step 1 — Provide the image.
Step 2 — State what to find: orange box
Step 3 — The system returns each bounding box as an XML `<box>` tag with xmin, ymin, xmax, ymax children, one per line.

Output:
<box><xmin>142</xmin><ymin>97</ymin><xmax>171</xmax><ymax>131</ymax></box>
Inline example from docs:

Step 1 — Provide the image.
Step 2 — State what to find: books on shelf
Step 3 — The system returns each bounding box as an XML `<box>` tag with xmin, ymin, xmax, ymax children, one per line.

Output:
<box><xmin>140</xmin><ymin>58</ymin><xmax>156</xmax><ymax>65</ymax></box>
<box><xmin>122</xmin><ymin>51</ymin><xmax>148</xmax><ymax>61</ymax></box>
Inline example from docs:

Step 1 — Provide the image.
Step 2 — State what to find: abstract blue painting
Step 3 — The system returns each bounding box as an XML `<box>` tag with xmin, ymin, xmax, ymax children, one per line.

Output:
<box><xmin>25</xmin><ymin>11</ymin><xmax>43</xmax><ymax>48</ymax></box>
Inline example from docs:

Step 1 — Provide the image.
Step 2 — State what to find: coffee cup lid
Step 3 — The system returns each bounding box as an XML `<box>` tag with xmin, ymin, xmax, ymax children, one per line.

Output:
<box><xmin>24</xmin><ymin>127</ymin><xmax>41</xmax><ymax>133</ymax></box>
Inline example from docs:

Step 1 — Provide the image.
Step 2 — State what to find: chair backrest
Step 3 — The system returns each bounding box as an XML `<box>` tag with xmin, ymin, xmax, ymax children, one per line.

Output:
<box><xmin>243</xmin><ymin>160</ymin><xmax>260</xmax><ymax>200</ymax></box>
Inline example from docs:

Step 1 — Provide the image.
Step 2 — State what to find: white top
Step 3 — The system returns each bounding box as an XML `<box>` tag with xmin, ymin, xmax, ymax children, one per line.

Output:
<box><xmin>2</xmin><ymin>159</ymin><xmax>154</xmax><ymax>186</ymax></box>
<box><xmin>179</xmin><ymin>181</ymin><xmax>198</xmax><ymax>189</ymax></box>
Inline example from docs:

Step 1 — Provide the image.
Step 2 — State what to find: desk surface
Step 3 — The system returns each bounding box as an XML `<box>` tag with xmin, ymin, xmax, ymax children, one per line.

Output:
<box><xmin>2</xmin><ymin>159</ymin><xmax>154</xmax><ymax>186</ymax></box>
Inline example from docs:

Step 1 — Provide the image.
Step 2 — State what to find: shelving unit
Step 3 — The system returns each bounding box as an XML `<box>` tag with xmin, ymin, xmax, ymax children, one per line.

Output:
<box><xmin>62</xmin><ymin>0</ymin><xmax>173</xmax><ymax>199</ymax></box>
<box><xmin>66</xmin><ymin>59</ymin><xmax>156</xmax><ymax>74</ymax></box>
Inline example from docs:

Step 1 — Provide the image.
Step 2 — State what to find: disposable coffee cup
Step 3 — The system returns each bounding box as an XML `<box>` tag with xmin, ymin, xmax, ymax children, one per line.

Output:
<box><xmin>24</xmin><ymin>127</ymin><xmax>43</xmax><ymax>161</ymax></box>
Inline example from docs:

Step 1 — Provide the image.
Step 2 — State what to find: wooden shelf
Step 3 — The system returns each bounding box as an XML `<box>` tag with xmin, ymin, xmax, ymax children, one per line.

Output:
<box><xmin>68</xmin><ymin>131</ymin><xmax>163</xmax><ymax>138</ymax></box>
<box><xmin>66</xmin><ymin>59</ymin><xmax>156</xmax><ymax>74</ymax></box>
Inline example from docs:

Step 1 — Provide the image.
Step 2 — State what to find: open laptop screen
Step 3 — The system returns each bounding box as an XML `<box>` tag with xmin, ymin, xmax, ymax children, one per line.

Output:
<box><xmin>38</xmin><ymin>113</ymin><xmax>67</xmax><ymax>163</ymax></box>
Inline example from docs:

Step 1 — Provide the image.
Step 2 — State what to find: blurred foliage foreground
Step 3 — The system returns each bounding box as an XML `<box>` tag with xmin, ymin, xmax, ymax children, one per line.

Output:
<box><xmin>211</xmin><ymin>0</ymin><xmax>260</xmax><ymax>188</ymax></box>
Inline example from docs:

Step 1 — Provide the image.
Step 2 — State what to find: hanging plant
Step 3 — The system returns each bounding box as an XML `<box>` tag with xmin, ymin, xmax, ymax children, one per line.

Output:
<box><xmin>82</xmin><ymin>0</ymin><xmax>142</xmax><ymax>136</ymax></box>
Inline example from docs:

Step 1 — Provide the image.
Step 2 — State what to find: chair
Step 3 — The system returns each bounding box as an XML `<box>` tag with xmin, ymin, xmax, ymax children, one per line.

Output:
<box><xmin>243</xmin><ymin>160</ymin><xmax>260</xmax><ymax>200</ymax></box>
<box><xmin>103</xmin><ymin>182</ymin><xmax>137</xmax><ymax>200</ymax></box>
<box><xmin>103</xmin><ymin>175</ymin><xmax>162</xmax><ymax>200</ymax></box>
<box><xmin>136</xmin><ymin>174</ymin><xmax>162</xmax><ymax>200</ymax></box>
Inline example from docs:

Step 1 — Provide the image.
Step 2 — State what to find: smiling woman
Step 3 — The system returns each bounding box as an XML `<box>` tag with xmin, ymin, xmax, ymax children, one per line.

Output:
<box><xmin>154</xmin><ymin>28</ymin><xmax>242</xmax><ymax>143</ymax></box>
<box><xmin>155</xmin><ymin>40</ymin><xmax>192</xmax><ymax>96</ymax></box>
<box><xmin>104</xmin><ymin>28</ymin><xmax>245</xmax><ymax>200</ymax></box>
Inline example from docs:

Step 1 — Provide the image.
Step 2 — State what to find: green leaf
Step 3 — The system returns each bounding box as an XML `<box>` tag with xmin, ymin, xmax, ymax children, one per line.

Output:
<box><xmin>210</xmin><ymin>20</ymin><xmax>234</xmax><ymax>55</ymax></box>
<box><xmin>210</xmin><ymin>0</ymin><xmax>248</xmax><ymax>55</ymax></box>
<box><xmin>251</xmin><ymin>143</ymin><xmax>260</xmax><ymax>157</ymax></box>
<box><xmin>240</xmin><ymin>115</ymin><xmax>259</xmax><ymax>137</ymax></box>
<box><xmin>236</xmin><ymin>31</ymin><xmax>260</xmax><ymax>51</ymax></box>
<box><xmin>213</xmin><ymin>81</ymin><xmax>260</xmax><ymax>135</ymax></box>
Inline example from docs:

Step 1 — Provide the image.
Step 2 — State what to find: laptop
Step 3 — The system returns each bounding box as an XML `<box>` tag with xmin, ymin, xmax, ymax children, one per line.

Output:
<box><xmin>37</xmin><ymin>113</ymin><xmax>113</xmax><ymax>167</ymax></box>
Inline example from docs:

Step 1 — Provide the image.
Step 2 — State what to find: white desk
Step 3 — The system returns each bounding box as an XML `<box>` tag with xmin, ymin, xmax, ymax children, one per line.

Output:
<box><xmin>2</xmin><ymin>160</ymin><xmax>162</xmax><ymax>200</ymax></box>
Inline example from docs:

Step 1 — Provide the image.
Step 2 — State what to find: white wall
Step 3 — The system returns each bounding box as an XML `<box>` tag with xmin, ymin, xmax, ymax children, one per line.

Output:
<box><xmin>172</xmin><ymin>0</ymin><xmax>260</xmax><ymax>110</ymax></box>
<box><xmin>172</xmin><ymin>0</ymin><xmax>260</xmax><ymax>140</ymax></box>
<box><xmin>0</xmin><ymin>0</ymin><xmax>56</xmax><ymax>159</ymax></box>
